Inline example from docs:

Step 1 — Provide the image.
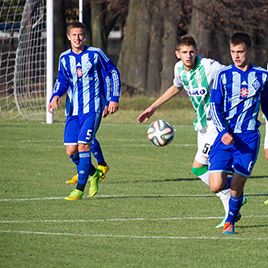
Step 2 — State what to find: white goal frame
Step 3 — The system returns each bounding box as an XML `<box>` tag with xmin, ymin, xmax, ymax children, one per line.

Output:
<box><xmin>46</xmin><ymin>0</ymin><xmax>53</xmax><ymax>124</ymax></box>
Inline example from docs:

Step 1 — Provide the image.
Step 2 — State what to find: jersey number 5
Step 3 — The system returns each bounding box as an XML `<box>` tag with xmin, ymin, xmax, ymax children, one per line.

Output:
<box><xmin>202</xmin><ymin>143</ymin><xmax>211</xmax><ymax>155</ymax></box>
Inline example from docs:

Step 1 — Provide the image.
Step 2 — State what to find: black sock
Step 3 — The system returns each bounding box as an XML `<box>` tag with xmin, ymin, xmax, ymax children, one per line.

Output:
<box><xmin>76</xmin><ymin>184</ymin><xmax>86</xmax><ymax>192</ymax></box>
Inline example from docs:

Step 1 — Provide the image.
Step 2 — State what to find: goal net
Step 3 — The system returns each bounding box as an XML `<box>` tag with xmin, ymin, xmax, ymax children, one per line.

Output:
<box><xmin>0</xmin><ymin>0</ymin><xmax>47</xmax><ymax>120</ymax></box>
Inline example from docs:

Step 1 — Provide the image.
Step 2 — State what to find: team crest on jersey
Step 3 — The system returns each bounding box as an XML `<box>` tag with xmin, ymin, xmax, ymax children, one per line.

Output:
<box><xmin>76</xmin><ymin>68</ymin><xmax>84</xmax><ymax>77</ymax></box>
<box><xmin>252</xmin><ymin>79</ymin><xmax>261</xmax><ymax>91</ymax></box>
<box><xmin>239</xmin><ymin>87</ymin><xmax>249</xmax><ymax>98</ymax></box>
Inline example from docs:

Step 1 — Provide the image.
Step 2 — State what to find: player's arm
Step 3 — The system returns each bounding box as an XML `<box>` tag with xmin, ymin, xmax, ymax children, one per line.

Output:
<box><xmin>261</xmin><ymin>77</ymin><xmax>268</xmax><ymax>121</ymax></box>
<box><xmin>209</xmin><ymin>73</ymin><xmax>233</xmax><ymax>145</ymax></box>
<box><xmin>47</xmin><ymin>58</ymin><xmax>69</xmax><ymax>112</ymax></box>
<box><xmin>261</xmin><ymin>77</ymin><xmax>268</xmax><ymax>160</ymax></box>
<box><xmin>97</xmin><ymin>49</ymin><xmax>121</xmax><ymax>116</ymax></box>
<box><xmin>102</xmin><ymin>70</ymin><xmax>120</xmax><ymax>117</ymax></box>
<box><xmin>136</xmin><ymin>85</ymin><xmax>181</xmax><ymax>123</ymax></box>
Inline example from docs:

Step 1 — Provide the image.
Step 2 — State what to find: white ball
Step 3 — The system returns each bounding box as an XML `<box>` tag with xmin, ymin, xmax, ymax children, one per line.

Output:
<box><xmin>147</xmin><ymin>119</ymin><xmax>175</xmax><ymax>146</ymax></box>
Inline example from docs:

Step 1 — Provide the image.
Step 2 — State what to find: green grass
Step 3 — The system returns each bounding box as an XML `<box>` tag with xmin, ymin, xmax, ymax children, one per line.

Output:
<box><xmin>0</xmin><ymin>110</ymin><xmax>268</xmax><ymax>268</ymax></box>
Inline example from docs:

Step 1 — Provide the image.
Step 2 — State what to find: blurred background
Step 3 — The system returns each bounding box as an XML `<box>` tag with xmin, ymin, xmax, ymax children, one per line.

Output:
<box><xmin>1</xmin><ymin>0</ymin><xmax>268</xmax><ymax>120</ymax></box>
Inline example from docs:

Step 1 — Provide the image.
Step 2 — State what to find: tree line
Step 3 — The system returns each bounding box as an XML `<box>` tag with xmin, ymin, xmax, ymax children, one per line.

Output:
<box><xmin>54</xmin><ymin>0</ymin><xmax>268</xmax><ymax>96</ymax></box>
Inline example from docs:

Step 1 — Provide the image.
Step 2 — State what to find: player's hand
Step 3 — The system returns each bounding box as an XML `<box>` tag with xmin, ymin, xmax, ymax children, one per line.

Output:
<box><xmin>102</xmin><ymin>106</ymin><xmax>109</xmax><ymax>118</ymax></box>
<box><xmin>48</xmin><ymin>96</ymin><xmax>60</xmax><ymax>113</ymax></box>
<box><xmin>107</xmin><ymin>101</ymin><xmax>119</xmax><ymax>115</ymax></box>
<box><xmin>136</xmin><ymin>106</ymin><xmax>155</xmax><ymax>123</ymax></box>
<box><xmin>221</xmin><ymin>132</ymin><xmax>234</xmax><ymax>145</ymax></box>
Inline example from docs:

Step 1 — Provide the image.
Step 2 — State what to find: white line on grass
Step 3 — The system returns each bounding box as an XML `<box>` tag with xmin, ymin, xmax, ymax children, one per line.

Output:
<box><xmin>0</xmin><ymin>193</ymin><xmax>217</xmax><ymax>202</ymax></box>
<box><xmin>0</xmin><ymin>229</ymin><xmax>267</xmax><ymax>241</ymax></box>
<box><xmin>1</xmin><ymin>215</ymin><xmax>268</xmax><ymax>224</ymax></box>
<box><xmin>0</xmin><ymin>143</ymin><xmax>196</xmax><ymax>149</ymax></box>
<box><xmin>0</xmin><ymin>193</ymin><xmax>267</xmax><ymax>202</ymax></box>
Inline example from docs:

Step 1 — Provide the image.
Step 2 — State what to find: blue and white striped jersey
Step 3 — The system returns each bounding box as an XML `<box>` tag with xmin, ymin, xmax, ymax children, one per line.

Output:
<box><xmin>210</xmin><ymin>64</ymin><xmax>268</xmax><ymax>134</ymax></box>
<box><xmin>51</xmin><ymin>46</ymin><xmax>121</xmax><ymax>116</ymax></box>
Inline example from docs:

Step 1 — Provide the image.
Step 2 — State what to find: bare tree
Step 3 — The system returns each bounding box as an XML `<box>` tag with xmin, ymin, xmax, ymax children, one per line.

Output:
<box><xmin>87</xmin><ymin>0</ymin><xmax>128</xmax><ymax>51</ymax></box>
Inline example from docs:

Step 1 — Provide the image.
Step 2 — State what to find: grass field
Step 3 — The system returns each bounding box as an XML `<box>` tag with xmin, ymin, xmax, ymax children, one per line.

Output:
<box><xmin>1</xmin><ymin>109</ymin><xmax>268</xmax><ymax>268</ymax></box>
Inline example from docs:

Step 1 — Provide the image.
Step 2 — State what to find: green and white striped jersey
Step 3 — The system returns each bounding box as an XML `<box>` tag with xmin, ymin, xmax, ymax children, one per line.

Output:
<box><xmin>173</xmin><ymin>56</ymin><xmax>222</xmax><ymax>131</ymax></box>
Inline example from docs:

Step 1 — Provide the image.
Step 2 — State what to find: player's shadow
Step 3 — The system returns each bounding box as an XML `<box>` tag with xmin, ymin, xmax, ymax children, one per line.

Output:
<box><xmin>109</xmin><ymin>175</ymin><xmax>268</xmax><ymax>185</ymax></box>
<box><xmin>238</xmin><ymin>224</ymin><xmax>268</xmax><ymax>229</ymax></box>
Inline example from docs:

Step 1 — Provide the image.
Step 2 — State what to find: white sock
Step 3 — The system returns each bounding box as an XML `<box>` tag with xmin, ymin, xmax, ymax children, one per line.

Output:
<box><xmin>216</xmin><ymin>189</ymin><xmax>230</xmax><ymax>216</ymax></box>
<box><xmin>198</xmin><ymin>171</ymin><xmax>230</xmax><ymax>216</ymax></box>
<box><xmin>198</xmin><ymin>171</ymin><xmax>209</xmax><ymax>186</ymax></box>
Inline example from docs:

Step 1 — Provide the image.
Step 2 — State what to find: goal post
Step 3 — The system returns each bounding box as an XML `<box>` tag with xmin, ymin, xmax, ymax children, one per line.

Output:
<box><xmin>46</xmin><ymin>0</ymin><xmax>53</xmax><ymax>124</ymax></box>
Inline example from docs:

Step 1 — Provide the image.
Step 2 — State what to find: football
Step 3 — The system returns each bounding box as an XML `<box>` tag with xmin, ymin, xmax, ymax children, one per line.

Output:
<box><xmin>147</xmin><ymin>119</ymin><xmax>175</xmax><ymax>146</ymax></box>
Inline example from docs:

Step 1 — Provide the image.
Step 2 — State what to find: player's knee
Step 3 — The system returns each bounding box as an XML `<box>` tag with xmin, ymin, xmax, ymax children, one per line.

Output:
<box><xmin>209</xmin><ymin>174</ymin><xmax>223</xmax><ymax>193</ymax></box>
<box><xmin>78</xmin><ymin>143</ymin><xmax>90</xmax><ymax>152</ymax></box>
<box><xmin>65</xmin><ymin>146</ymin><xmax>78</xmax><ymax>156</ymax></box>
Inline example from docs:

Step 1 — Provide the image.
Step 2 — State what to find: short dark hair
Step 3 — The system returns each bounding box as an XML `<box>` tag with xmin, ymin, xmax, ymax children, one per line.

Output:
<box><xmin>176</xmin><ymin>35</ymin><xmax>197</xmax><ymax>51</ymax></box>
<box><xmin>67</xmin><ymin>21</ymin><xmax>86</xmax><ymax>35</ymax></box>
<box><xmin>230</xmin><ymin>32</ymin><xmax>251</xmax><ymax>48</ymax></box>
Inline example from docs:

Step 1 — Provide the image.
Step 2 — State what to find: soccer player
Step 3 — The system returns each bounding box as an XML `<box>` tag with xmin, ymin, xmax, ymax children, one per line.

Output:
<box><xmin>136</xmin><ymin>35</ymin><xmax>232</xmax><ymax>228</ymax></box>
<box><xmin>48</xmin><ymin>22</ymin><xmax>121</xmax><ymax>200</ymax></box>
<box><xmin>209</xmin><ymin>32</ymin><xmax>268</xmax><ymax>234</ymax></box>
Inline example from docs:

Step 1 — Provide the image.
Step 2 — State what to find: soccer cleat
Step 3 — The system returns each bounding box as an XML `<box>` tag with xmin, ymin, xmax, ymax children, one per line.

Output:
<box><xmin>216</xmin><ymin>212</ymin><xmax>241</xmax><ymax>228</ymax></box>
<box><xmin>98</xmin><ymin>164</ymin><xmax>110</xmax><ymax>181</ymax></box>
<box><xmin>64</xmin><ymin>189</ymin><xmax>83</xmax><ymax>201</ymax></box>
<box><xmin>65</xmin><ymin>173</ymin><xmax>78</xmax><ymax>185</ymax></box>
<box><xmin>223</xmin><ymin>222</ymin><xmax>235</xmax><ymax>235</ymax></box>
<box><xmin>88</xmin><ymin>169</ymin><xmax>103</xmax><ymax>197</ymax></box>
<box><xmin>264</xmin><ymin>199</ymin><xmax>268</xmax><ymax>205</ymax></box>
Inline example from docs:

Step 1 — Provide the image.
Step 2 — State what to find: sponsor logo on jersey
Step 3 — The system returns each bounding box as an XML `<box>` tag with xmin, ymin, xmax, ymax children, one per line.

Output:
<box><xmin>239</xmin><ymin>87</ymin><xmax>249</xmax><ymax>98</ymax></box>
<box><xmin>188</xmin><ymin>87</ymin><xmax>207</xmax><ymax>96</ymax></box>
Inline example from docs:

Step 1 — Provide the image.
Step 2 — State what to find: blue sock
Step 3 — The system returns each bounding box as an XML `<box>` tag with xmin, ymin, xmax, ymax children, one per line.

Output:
<box><xmin>77</xmin><ymin>151</ymin><xmax>93</xmax><ymax>186</ymax></box>
<box><xmin>70</xmin><ymin>153</ymin><xmax>79</xmax><ymax>173</ymax></box>
<box><xmin>226</xmin><ymin>194</ymin><xmax>244</xmax><ymax>224</ymax></box>
<box><xmin>91</xmin><ymin>139</ymin><xmax>105</xmax><ymax>164</ymax></box>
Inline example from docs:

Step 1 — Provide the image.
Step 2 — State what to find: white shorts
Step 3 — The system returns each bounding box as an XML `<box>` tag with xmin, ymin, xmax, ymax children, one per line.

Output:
<box><xmin>194</xmin><ymin>120</ymin><xmax>218</xmax><ymax>165</ymax></box>
<box><xmin>265</xmin><ymin>119</ymin><xmax>268</xmax><ymax>149</ymax></box>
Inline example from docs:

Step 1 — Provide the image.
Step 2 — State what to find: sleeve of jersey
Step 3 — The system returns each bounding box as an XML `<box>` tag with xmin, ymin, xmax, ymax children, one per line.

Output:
<box><xmin>106</xmin><ymin>66</ymin><xmax>121</xmax><ymax>103</ymax></box>
<box><xmin>261</xmin><ymin>74</ymin><xmax>268</xmax><ymax>120</ymax></box>
<box><xmin>173</xmin><ymin>62</ymin><xmax>183</xmax><ymax>88</ymax></box>
<box><xmin>98</xmin><ymin>50</ymin><xmax>121</xmax><ymax>103</ymax></box>
<box><xmin>209</xmin><ymin>74</ymin><xmax>228</xmax><ymax>135</ymax></box>
<box><xmin>49</xmin><ymin>59</ymin><xmax>69</xmax><ymax>102</ymax></box>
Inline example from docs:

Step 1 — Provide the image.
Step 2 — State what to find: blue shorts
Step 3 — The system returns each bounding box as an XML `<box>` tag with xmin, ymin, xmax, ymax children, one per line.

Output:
<box><xmin>64</xmin><ymin>113</ymin><xmax>102</xmax><ymax>145</ymax></box>
<box><xmin>209</xmin><ymin>131</ymin><xmax>260</xmax><ymax>177</ymax></box>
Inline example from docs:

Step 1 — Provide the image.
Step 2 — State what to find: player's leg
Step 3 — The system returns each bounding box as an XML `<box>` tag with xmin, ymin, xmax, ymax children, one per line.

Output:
<box><xmin>79</xmin><ymin>112</ymin><xmax>103</xmax><ymax>197</ymax></box>
<box><xmin>223</xmin><ymin>131</ymin><xmax>260</xmax><ymax>234</ymax></box>
<box><xmin>192</xmin><ymin>122</ymin><xmax>231</xmax><ymax>227</ymax></box>
<box><xmin>91</xmin><ymin>138</ymin><xmax>110</xmax><ymax>181</ymax></box>
<box><xmin>66</xmin><ymin>138</ymin><xmax>109</xmax><ymax>185</ymax></box>
<box><xmin>65</xmin><ymin>145</ymin><xmax>79</xmax><ymax>184</ymax></box>
<box><xmin>65</xmin><ymin>113</ymin><xmax>103</xmax><ymax>200</ymax></box>
<box><xmin>63</xmin><ymin>116</ymin><xmax>80</xmax><ymax>185</ymax></box>
<box><xmin>208</xmin><ymin>133</ymin><xmax>235</xmax><ymax>228</ymax></box>
<box><xmin>223</xmin><ymin>172</ymin><xmax>247</xmax><ymax>234</ymax></box>
<box><xmin>192</xmin><ymin>122</ymin><xmax>217</xmax><ymax>186</ymax></box>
